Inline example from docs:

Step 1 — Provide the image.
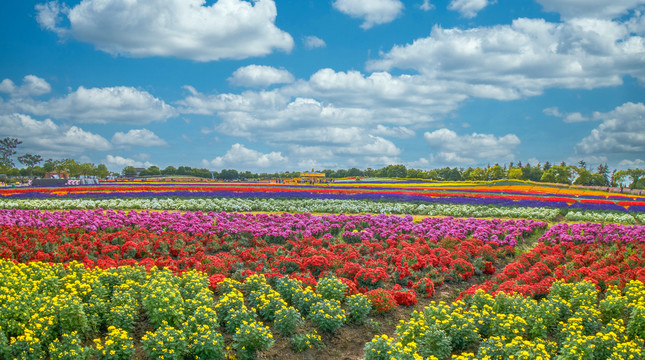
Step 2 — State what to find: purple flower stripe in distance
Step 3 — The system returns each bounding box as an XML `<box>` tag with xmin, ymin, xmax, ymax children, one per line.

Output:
<box><xmin>538</xmin><ymin>222</ymin><xmax>645</xmax><ymax>244</ymax></box>
<box><xmin>0</xmin><ymin>189</ymin><xmax>572</xmax><ymax>208</ymax></box>
<box><xmin>0</xmin><ymin>209</ymin><xmax>547</xmax><ymax>246</ymax></box>
<box><xmin>568</xmin><ymin>202</ymin><xmax>629</xmax><ymax>213</ymax></box>
<box><xmin>628</xmin><ymin>206</ymin><xmax>645</xmax><ymax>213</ymax></box>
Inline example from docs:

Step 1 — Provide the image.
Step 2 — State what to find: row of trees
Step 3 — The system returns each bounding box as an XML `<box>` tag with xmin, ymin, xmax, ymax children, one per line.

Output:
<box><xmin>2</xmin><ymin>137</ymin><xmax>644</xmax><ymax>188</ymax></box>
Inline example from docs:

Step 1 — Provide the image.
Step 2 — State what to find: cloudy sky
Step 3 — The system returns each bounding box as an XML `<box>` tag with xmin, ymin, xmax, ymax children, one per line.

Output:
<box><xmin>1</xmin><ymin>0</ymin><xmax>644</xmax><ymax>172</ymax></box>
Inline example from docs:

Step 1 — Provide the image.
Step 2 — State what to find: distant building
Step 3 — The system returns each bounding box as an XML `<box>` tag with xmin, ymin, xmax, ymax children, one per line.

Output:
<box><xmin>45</xmin><ymin>171</ymin><xmax>69</xmax><ymax>179</ymax></box>
<box><xmin>300</xmin><ymin>170</ymin><xmax>326</xmax><ymax>183</ymax></box>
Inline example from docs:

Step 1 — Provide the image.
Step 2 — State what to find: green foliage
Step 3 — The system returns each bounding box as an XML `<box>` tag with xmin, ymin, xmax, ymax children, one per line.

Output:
<box><xmin>290</xmin><ymin>331</ymin><xmax>324</xmax><ymax>352</ymax></box>
<box><xmin>415</xmin><ymin>324</ymin><xmax>452</xmax><ymax>359</ymax></box>
<box><xmin>346</xmin><ymin>293</ymin><xmax>372</xmax><ymax>324</ymax></box>
<box><xmin>309</xmin><ymin>299</ymin><xmax>346</xmax><ymax>333</ymax></box>
<box><xmin>232</xmin><ymin>320</ymin><xmax>274</xmax><ymax>360</ymax></box>
<box><xmin>187</xmin><ymin>324</ymin><xmax>226</xmax><ymax>360</ymax></box>
<box><xmin>316</xmin><ymin>276</ymin><xmax>347</xmax><ymax>302</ymax></box>
<box><xmin>274</xmin><ymin>307</ymin><xmax>303</xmax><ymax>336</ymax></box>
<box><xmin>94</xmin><ymin>326</ymin><xmax>135</xmax><ymax>360</ymax></box>
<box><xmin>48</xmin><ymin>331</ymin><xmax>91</xmax><ymax>360</ymax></box>
<box><xmin>141</xmin><ymin>322</ymin><xmax>187</xmax><ymax>360</ymax></box>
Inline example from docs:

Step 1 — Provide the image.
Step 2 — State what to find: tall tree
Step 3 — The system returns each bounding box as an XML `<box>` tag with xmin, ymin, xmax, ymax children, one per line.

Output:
<box><xmin>17</xmin><ymin>153</ymin><xmax>43</xmax><ymax>177</ymax></box>
<box><xmin>0</xmin><ymin>137</ymin><xmax>22</xmax><ymax>168</ymax></box>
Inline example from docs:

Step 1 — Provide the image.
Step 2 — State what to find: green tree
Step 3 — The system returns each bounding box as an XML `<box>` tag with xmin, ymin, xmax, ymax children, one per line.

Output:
<box><xmin>595</xmin><ymin>163</ymin><xmax>610</xmax><ymax>186</ymax></box>
<box><xmin>540</xmin><ymin>165</ymin><xmax>572</xmax><ymax>184</ymax></box>
<box><xmin>573</xmin><ymin>167</ymin><xmax>593</xmax><ymax>186</ymax></box>
<box><xmin>486</xmin><ymin>164</ymin><xmax>505</xmax><ymax>180</ymax></box>
<box><xmin>161</xmin><ymin>166</ymin><xmax>177</xmax><ymax>175</ymax></box>
<box><xmin>122</xmin><ymin>166</ymin><xmax>137</xmax><ymax>177</ymax></box>
<box><xmin>95</xmin><ymin>164</ymin><xmax>109</xmax><ymax>178</ymax></box>
<box><xmin>146</xmin><ymin>165</ymin><xmax>161</xmax><ymax>176</ymax></box>
<box><xmin>17</xmin><ymin>153</ymin><xmax>43</xmax><ymax>177</ymax></box>
<box><xmin>382</xmin><ymin>164</ymin><xmax>407</xmax><ymax>178</ymax></box>
<box><xmin>507</xmin><ymin>167</ymin><xmax>523</xmax><ymax>180</ymax></box>
<box><xmin>0</xmin><ymin>137</ymin><xmax>22</xmax><ymax>169</ymax></box>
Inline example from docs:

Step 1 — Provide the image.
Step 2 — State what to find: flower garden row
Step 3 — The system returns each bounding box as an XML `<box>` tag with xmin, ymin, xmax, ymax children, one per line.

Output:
<box><xmin>4</xmin><ymin>259</ymin><xmax>645</xmax><ymax>360</ymax></box>
<box><xmin>1</xmin><ymin>197</ymin><xmax>644</xmax><ymax>224</ymax></box>
<box><xmin>2</xmin><ymin>208</ymin><xmax>645</xmax><ymax>357</ymax></box>
<box><xmin>2</xmin><ymin>180</ymin><xmax>644</xmax><ymax>214</ymax></box>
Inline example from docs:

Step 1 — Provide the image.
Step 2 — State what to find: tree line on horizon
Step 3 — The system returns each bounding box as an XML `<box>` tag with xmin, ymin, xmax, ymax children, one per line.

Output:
<box><xmin>1</xmin><ymin>137</ymin><xmax>644</xmax><ymax>189</ymax></box>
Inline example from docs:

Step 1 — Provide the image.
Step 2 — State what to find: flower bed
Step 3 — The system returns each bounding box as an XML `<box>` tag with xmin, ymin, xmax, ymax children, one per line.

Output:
<box><xmin>0</xmin><ymin>210</ymin><xmax>543</xmax><ymax>297</ymax></box>
<box><xmin>460</xmin><ymin>222</ymin><xmax>645</xmax><ymax>299</ymax></box>
<box><xmin>365</xmin><ymin>280</ymin><xmax>645</xmax><ymax>359</ymax></box>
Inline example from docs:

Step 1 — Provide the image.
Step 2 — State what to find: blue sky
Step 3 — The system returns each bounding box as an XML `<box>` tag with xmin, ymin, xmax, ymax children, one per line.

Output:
<box><xmin>1</xmin><ymin>0</ymin><xmax>644</xmax><ymax>173</ymax></box>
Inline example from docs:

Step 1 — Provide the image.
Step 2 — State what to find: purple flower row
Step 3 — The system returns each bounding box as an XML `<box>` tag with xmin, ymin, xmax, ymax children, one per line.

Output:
<box><xmin>0</xmin><ymin>209</ymin><xmax>546</xmax><ymax>246</ymax></box>
<box><xmin>538</xmin><ymin>222</ymin><xmax>645</xmax><ymax>244</ymax></box>
<box><xmin>4</xmin><ymin>189</ymin><xmax>644</xmax><ymax>213</ymax></box>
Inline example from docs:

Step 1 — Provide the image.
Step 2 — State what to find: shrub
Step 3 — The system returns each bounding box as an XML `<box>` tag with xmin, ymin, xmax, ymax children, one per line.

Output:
<box><xmin>365</xmin><ymin>288</ymin><xmax>397</xmax><ymax>313</ymax></box>
<box><xmin>274</xmin><ymin>307</ymin><xmax>304</xmax><ymax>336</ymax></box>
<box><xmin>309</xmin><ymin>299</ymin><xmax>346</xmax><ymax>333</ymax></box>
<box><xmin>317</xmin><ymin>276</ymin><xmax>347</xmax><ymax>302</ymax></box>
<box><xmin>94</xmin><ymin>326</ymin><xmax>134</xmax><ymax>360</ymax></box>
<box><xmin>48</xmin><ymin>331</ymin><xmax>91</xmax><ymax>360</ymax></box>
<box><xmin>141</xmin><ymin>322</ymin><xmax>187</xmax><ymax>360</ymax></box>
<box><xmin>232</xmin><ymin>320</ymin><xmax>274</xmax><ymax>360</ymax></box>
<box><xmin>186</xmin><ymin>324</ymin><xmax>226</xmax><ymax>360</ymax></box>
<box><xmin>346</xmin><ymin>293</ymin><xmax>372</xmax><ymax>324</ymax></box>
<box><xmin>290</xmin><ymin>331</ymin><xmax>324</xmax><ymax>352</ymax></box>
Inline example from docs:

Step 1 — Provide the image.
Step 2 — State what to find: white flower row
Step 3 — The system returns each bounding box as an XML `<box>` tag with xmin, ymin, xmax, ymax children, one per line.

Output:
<box><xmin>564</xmin><ymin>210</ymin><xmax>636</xmax><ymax>224</ymax></box>
<box><xmin>0</xmin><ymin>197</ymin><xmax>564</xmax><ymax>220</ymax></box>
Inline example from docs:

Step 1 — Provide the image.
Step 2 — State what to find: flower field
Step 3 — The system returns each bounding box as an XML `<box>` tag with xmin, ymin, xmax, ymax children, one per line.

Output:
<box><xmin>1</xmin><ymin>180</ymin><xmax>645</xmax><ymax>359</ymax></box>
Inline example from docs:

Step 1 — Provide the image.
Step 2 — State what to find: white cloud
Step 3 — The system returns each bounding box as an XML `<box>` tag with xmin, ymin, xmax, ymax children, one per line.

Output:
<box><xmin>303</xmin><ymin>35</ymin><xmax>326</xmax><ymax>49</ymax></box>
<box><xmin>105</xmin><ymin>154</ymin><xmax>153</xmax><ymax>170</ymax></box>
<box><xmin>563</xmin><ymin>112</ymin><xmax>589</xmax><ymax>122</ymax></box>
<box><xmin>536</xmin><ymin>0</ymin><xmax>645</xmax><ymax>19</ymax></box>
<box><xmin>203</xmin><ymin>143</ymin><xmax>287</xmax><ymax>169</ymax></box>
<box><xmin>618</xmin><ymin>158</ymin><xmax>645</xmax><ymax>168</ymax></box>
<box><xmin>424</xmin><ymin>128</ymin><xmax>520</xmax><ymax>164</ymax></box>
<box><xmin>420</xmin><ymin>0</ymin><xmax>434</xmax><ymax>11</ymax></box>
<box><xmin>228</xmin><ymin>65</ymin><xmax>294</xmax><ymax>87</ymax></box>
<box><xmin>112</xmin><ymin>129</ymin><xmax>167</xmax><ymax>147</ymax></box>
<box><xmin>576</xmin><ymin>102</ymin><xmax>645</xmax><ymax>154</ymax></box>
<box><xmin>372</xmin><ymin>125</ymin><xmax>415</xmax><ymax>138</ymax></box>
<box><xmin>0</xmin><ymin>113</ymin><xmax>111</xmax><ymax>156</ymax></box>
<box><xmin>333</xmin><ymin>0</ymin><xmax>404</xmax><ymax>29</ymax></box>
<box><xmin>1</xmin><ymin>83</ymin><xmax>176</xmax><ymax>124</ymax></box>
<box><xmin>368</xmin><ymin>16</ymin><xmax>645</xmax><ymax>97</ymax></box>
<box><xmin>543</xmin><ymin>107</ymin><xmax>590</xmax><ymax>122</ymax></box>
<box><xmin>448</xmin><ymin>0</ymin><xmax>494</xmax><ymax>18</ymax></box>
<box><xmin>36</xmin><ymin>0</ymin><xmax>294</xmax><ymax>61</ymax></box>
<box><xmin>543</xmin><ymin>107</ymin><xmax>563</xmax><ymax>117</ymax></box>
<box><xmin>0</xmin><ymin>75</ymin><xmax>51</xmax><ymax>97</ymax></box>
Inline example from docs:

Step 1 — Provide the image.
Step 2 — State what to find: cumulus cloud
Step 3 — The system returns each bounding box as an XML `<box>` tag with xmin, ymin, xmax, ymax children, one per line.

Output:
<box><xmin>112</xmin><ymin>129</ymin><xmax>167</xmax><ymax>146</ymax></box>
<box><xmin>0</xmin><ymin>75</ymin><xmax>51</xmax><ymax>97</ymax></box>
<box><xmin>368</xmin><ymin>16</ymin><xmax>645</xmax><ymax>97</ymax></box>
<box><xmin>424</xmin><ymin>128</ymin><xmax>520</xmax><ymax>164</ymax></box>
<box><xmin>228</xmin><ymin>65</ymin><xmax>294</xmax><ymax>87</ymax></box>
<box><xmin>448</xmin><ymin>0</ymin><xmax>494</xmax><ymax>18</ymax></box>
<box><xmin>543</xmin><ymin>107</ymin><xmax>590</xmax><ymax>122</ymax></box>
<box><xmin>202</xmin><ymin>143</ymin><xmax>287</xmax><ymax>169</ymax></box>
<box><xmin>333</xmin><ymin>0</ymin><xmax>404</xmax><ymax>29</ymax></box>
<box><xmin>303</xmin><ymin>35</ymin><xmax>326</xmax><ymax>49</ymax></box>
<box><xmin>619</xmin><ymin>158</ymin><xmax>645</xmax><ymax>167</ymax></box>
<box><xmin>536</xmin><ymin>0</ymin><xmax>645</xmax><ymax>19</ymax></box>
<box><xmin>372</xmin><ymin>125</ymin><xmax>415</xmax><ymax>138</ymax></box>
<box><xmin>0</xmin><ymin>82</ymin><xmax>176</xmax><ymax>124</ymax></box>
<box><xmin>36</xmin><ymin>0</ymin><xmax>294</xmax><ymax>61</ymax></box>
<box><xmin>0</xmin><ymin>113</ymin><xmax>111</xmax><ymax>156</ymax></box>
<box><xmin>576</xmin><ymin>102</ymin><xmax>645</xmax><ymax>154</ymax></box>
<box><xmin>420</xmin><ymin>0</ymin><xmax>434</xmax><ymax>11</ymax></box>
<box><xmin>105</xmin><ymin>154</ymin><xmax>153</xmax><ymax>170</ymax></box>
